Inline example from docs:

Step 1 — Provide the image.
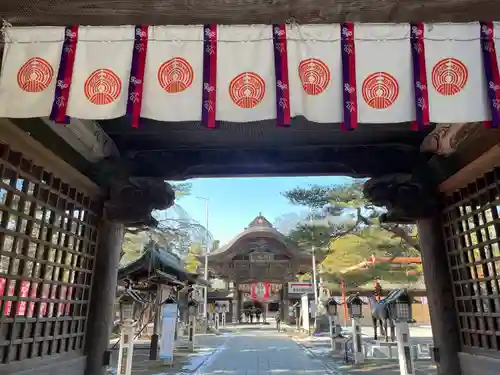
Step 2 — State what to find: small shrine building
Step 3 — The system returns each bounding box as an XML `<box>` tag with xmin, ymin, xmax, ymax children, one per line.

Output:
<box><xmin>200</xmin><ymin>215</ymin><xmax>321</xmax><ymax>323</ymax></box>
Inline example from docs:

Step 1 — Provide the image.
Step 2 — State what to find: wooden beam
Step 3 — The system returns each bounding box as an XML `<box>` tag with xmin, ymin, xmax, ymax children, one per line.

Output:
<box><xmin>0</xmin><ymin>0</ymin><xmax>497</xmax><ymax>26</ymax></box>
<box><xmin>0</xmin><ymin>119</ymin><xmax>101</xmax><ymax>197</ymax></box>
<box><xmin>439</xmin><ymin>142</ymin><xmax>500</xmax><ymax>193</ymax></box>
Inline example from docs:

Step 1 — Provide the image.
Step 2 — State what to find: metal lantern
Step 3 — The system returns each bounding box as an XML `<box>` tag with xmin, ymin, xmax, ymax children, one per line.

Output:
<box><xmin>326</xmin><ymin>297</ymin><xmax>339</xmax><ymax>316</ymax></box>
<box><xmin>347</xmin><ymin>294</ymin><xmax>364</xmax><ymax>319</ymax></box>
<box><xmin>388</xmin><ymin>289</ymin><xmax>413</xmax><ymax>322</ymax></box>
<box><xmin>118</xmin><ymin>289</ymin><xmax>145</xmax><ymax>322</ymax></box>
<box><xmin>188</xmin><ymin>298</ymin><xmax>199</xmax><ymax>316</ymax></box>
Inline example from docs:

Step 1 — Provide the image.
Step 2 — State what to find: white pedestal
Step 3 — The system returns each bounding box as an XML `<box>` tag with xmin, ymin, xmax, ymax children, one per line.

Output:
<box><xmin>214</xmin><ymin>313</ymin><xmax>220</xmax><ymax>330</ymax></box>
<box><xmin>117</xmin><ymin>320</ymin><xmax>136</xmax><ymax>375</ymax></box>
<box><xmin>395</xmin><ymin>322</ymin><xmax>415</xmax><ymax>375</ymax></box>
<box><xmin>352</xmin><ymin>318</ymin><xmax>364</xmax><ymax>364</ymax></box>
<box><xmin>328</xmin><ymin>315</ymin><xmax>334</xmax><ymax>350</ymax></box>
<box><xmin>221</xmin><ymin>312</ymin><xmax>226</xmax><ymax>327</ymax></box>
<box><xmin>188</xmin><ymin>316</ymin><xmax>196</xmax><ymax>351</ymax></box>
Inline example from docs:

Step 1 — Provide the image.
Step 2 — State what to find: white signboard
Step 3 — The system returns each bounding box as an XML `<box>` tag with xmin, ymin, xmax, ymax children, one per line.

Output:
<box><xmin>288</xmin><ymin>282</ymin><xmax>314</xmax><ymax>294</ymax></box>
<box><xmin>159</xmin><ymin>302</ymin><xmax>178</xmax><ymax>361</ymax></box>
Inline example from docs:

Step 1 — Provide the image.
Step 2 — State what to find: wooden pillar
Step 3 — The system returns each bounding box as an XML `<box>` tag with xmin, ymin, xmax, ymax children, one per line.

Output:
<box><xmin>85</xmin><ymin>220</ymin><xmax>124</xmax><ymax>375</ymax></box>
<box><xmin>232</xmin><ymin>284</ymin><xmax>239</xmax><ymax>324</ymax></box>
<box><xmin>238</xmin><ymin>289</ymin><xmax>243</xmax><ymax>323</ymax></box>
<box><xmin>150</xmin><ymin>284</ymin><xmax>161</xmax><ymax>360</ymax></box>
<box><xmin>417</xmin><ymin>217</ymin><xmax>462</xmax><ymax>375</ymax></box>
<box><xmin>280</xmin><ymin>286</ymin><xmax>285</xmax><ymax>321</ymax></box>
<box><xmin>282</xmin><ymin>283</ymin><xmax>289</xmax><ymax>323</ymax></box>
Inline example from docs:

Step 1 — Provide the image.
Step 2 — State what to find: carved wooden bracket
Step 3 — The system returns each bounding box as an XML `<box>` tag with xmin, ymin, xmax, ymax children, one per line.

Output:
<box><xmin>363</xmin><ymin>174</ymin><xmax>438</xmax><ymax>223</ymax></box>
<box><xmin>420</xmin><ymin>123</ymin><xmax>481</xmax><ymax>155</ymax></box>
<box><xmin>104</xmin><ymin>176</ymin><xmax>175</xmax><ymax>227</ymax></box>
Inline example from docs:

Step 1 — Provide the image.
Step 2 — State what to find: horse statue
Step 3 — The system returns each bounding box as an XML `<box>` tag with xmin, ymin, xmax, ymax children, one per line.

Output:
<box><xmin>368</xmin><ymin>294</ymin><xmax>394</xmax><ymax>342</ymax></box>
<box><xmin>367</xmin><ymin>287</ymin><xmax>408</xmax><ymax>342</ymax></box>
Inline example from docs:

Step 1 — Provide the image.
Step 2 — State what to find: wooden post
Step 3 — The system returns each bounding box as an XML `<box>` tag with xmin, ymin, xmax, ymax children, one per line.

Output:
<box><xmin>232</xmin><ymin>285</ymin><xmax>238</xmax><ymax>324</ymax></box>
<box><xmin>417</xmin><ymin>217</ymin><xmax>462</xmax><ymax>375</ymax></box>
<box><xmin>395</xmin><ymin>321</ymin><xmax>415</xmax><ymax>375</ymax></box>
<box><xmin>282</xmin><ymin>283</ymin><xmax>289</xmax><ymax>323</ymax></box>
<box><xmin>150</xmin><ymin>284</ymin><xmax>161</xmax><ymax>360</ymax></box>
<box><xmin>236</xmin><ymin>288</ymin><xmax>241</xmax><ymax>323</ymax></box>
<box><xmin>352</xmin><ymin>317</ymin><xmax>364</xmax><ymax>364</ymax></box>
<box><xmin>341</xmin><ymin>279</ymin><xmax>348</xmax><ymax>327</ymax></box>
<box><xmin>85</xmin><ymin>220</ymin><xmax>124</xmax><ymax>375</ymax></box>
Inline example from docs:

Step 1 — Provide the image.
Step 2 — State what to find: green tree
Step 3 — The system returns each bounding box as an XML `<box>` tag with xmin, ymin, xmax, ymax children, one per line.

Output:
<box><xmin>283</xmin><ymin>181</ymin><xmax>420</xmax><ymax>252</ymax></box>
<box><xmin>283</xmin><ymin>181</ymin><xmax>421</xmax><ymax>286</ymax></box>
<box><xmin>183</xmin><ymin>239</ymin><xmax>220</xmax><ymax>273</ymax></box>
<box><xmin>184</xmin><ymin>242</ymin><xmax>203</xmax><ymax>272</ymax></box>
<box><xmin>320</xmin><ymin>226</ymin><xmax>421</xmax><ymax>287</ymax></box>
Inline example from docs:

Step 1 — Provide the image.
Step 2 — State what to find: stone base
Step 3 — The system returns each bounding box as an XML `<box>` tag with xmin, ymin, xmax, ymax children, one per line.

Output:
<box><xmin>313</xmin><ymin>314</ymin><xmax>330</xmax><ymax>334</ymax></box>
<box><xmin>371</xmin><ymin>344</ymin><xmax>398</xmax><ymax>359</ymax></box>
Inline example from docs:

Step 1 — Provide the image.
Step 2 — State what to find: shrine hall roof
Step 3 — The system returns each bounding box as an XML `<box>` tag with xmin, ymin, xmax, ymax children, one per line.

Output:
<box><xmin>118</xmin><ymin>241</ymin><xmax>208</xmax><ymax>287</ymax></box>
<box><xmin>199</xmin><ymin>215</ymin><xmax>309</xmax><ymax>261</ymax></box>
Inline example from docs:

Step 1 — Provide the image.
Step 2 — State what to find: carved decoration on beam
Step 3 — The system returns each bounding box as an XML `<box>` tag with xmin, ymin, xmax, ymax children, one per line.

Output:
<box><xmin>249</xmin><ymin>250</ymin><xmax>275</xmax><ymax>262</ymax></box>
<box><xmin>420</xmin><ymin>123</ymin><xmax>481</xmax><ymax>156</ymax></box>
<box><xmin>104</xmin><ymin>175</ymin><xmax>175</xmax><ymax>227</ymax></box>
<box><xmin>363</xmin><ymin>174</ymin><xmax>438</xmax><ymax>224</ymax></box>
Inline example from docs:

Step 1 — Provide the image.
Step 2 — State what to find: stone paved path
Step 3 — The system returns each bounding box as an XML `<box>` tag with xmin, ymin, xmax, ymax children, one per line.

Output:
<box><xmin>196</xmin><ymin>328</ymin><xmax>331</xmax><ymax>375</ymax></box>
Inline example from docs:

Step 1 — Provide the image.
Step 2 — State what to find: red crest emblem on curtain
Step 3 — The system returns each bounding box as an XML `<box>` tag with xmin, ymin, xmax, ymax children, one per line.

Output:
<box><xmin>431</xmin><ymin>58</ymin><xmax>468</xmax><ymax>96</ymax></box>
<box><xmin>17</xmin><ymin>57</ymin><xmax>54</xmax><ymax>93</ymax></box>
<box><xmin>251</xmin><ymin>282</ymin><xmax>270</xmax><ymax>301</ymax></box>
<box><xmin>298</xmin><ymin>58</ymin><xmax>331</xmax><ymax>95</ymax></box>
<box><xmin>84</xmin><ymin>68</ymin><xmax>122</xmax><ymax>105</ymax></box>
<box><xmin>229</xmin><ymin>72</ymin><xmax>265</xmax><ymax>108</ymax></box>
<box><xmin>362</xmin><ymin>72</ymin><xmax>399</xmax><ymax>109</ymax></box>
<box><xmin>158</xmin><ymin>57</ymin><xmax>194</xmax><ymax>93</ymax></box>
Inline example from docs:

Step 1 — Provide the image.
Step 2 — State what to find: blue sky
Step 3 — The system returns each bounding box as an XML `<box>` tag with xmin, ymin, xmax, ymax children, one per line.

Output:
<box><xmin>172</xmin><ymin>176</ymin><xmax>352</xmax><ymax>245</ymax></box>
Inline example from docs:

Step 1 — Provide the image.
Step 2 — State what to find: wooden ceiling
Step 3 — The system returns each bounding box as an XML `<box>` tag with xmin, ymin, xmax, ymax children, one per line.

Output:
<box><xmin>0</xmin><ymin>0</ymin><xmax>497</xmax><ymax>26</ymax></box>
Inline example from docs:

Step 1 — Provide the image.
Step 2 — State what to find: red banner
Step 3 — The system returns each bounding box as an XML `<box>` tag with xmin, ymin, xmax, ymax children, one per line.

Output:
<box><xmin>65</xmin><ymin>286</ymin><xmax>73</xmax><ymax>314</ymax></box>
<box><xmin>0</xmin><ymin>277</ymin><xmax>5</xmax><ymax>313</ymax></box>
<box><xmin>4</xmin><ymin>280</ymin><xmax>15</xmax><ymax>316</ymax></box>
<box><xmin>47</xmin><ymin>284</ymin><xmax>57</xmax><ymax>317</ymax></box>
<box><xmin>58</xmin><ymin>285</ymin><xmax>68</xmax><ymax>316</ymax></box>
<box><xmin>17</xmin><ymin>280</ymin><xmax>30</xmax><ymax>316</ymax></box>
<box><xmin>39</xmin><ymin>283</ymin><xmax>50</xmax><ymax>317</ymax></box>
<box><xmin>27</xmin><ymin>282</ymin><xmax>38</xmax><ymax>317</ymax></box>
<box><xmin>250</xmin><ymin>282</ymin><xmax>271</xmax><ymax>301</ymax></box>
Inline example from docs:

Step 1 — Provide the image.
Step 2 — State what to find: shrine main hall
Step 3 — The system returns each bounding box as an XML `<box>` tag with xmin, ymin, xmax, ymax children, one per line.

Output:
<box><xmin>199</xmin><ymin>215</ymin><xmax>321</xmax><ymax>322</ymax></box>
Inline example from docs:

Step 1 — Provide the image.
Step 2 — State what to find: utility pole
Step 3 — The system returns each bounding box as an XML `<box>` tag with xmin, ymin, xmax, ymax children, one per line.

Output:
<box><xmin>310</xmin><ymin>208</ymin><xmax>319</xmax><ymax>323</ymax></box>
<box><xmin>197</xmin><ymin>197</ymin><xmax>210</xmax><ymax>320</ymax></box>
<box><xmin>312</xmin><ymin>246</ymin><xmax>319</xmax><ymax>309</ymax></box>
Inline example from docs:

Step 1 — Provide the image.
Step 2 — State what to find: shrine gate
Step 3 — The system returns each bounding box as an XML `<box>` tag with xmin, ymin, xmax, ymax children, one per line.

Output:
<box><xmin>0</xmin><ymin>3</ymin><xmax>499</xmax><ymax>375</ymax></box>
<box><xmin>200</xmin><ymin>215</ymin><xmax>321</xmax><ymax>323</ymax></box>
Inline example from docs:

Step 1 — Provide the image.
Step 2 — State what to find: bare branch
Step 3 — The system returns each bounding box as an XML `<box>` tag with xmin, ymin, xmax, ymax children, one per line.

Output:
<box><xmin>380</xmin><ymin>223</ymin><xmax>421</xmax><ymax>252</ymax></box>
<box><xmin>329</xmin><ymin>207</ymin><xmax>363</xmax><ymax>244</ymax></box>
<box><xmin>355</xmin><ymin>209</ymin><xmax>421</xmax><ymax>253</ymax></box>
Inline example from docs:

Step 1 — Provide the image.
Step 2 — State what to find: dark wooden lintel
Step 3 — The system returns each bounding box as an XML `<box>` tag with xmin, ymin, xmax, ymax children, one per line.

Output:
<box><xmin>0</xmin><ymin>0</ymin><xmax>496</xmax><ymax>26</ymax></box>
<box><xmin>120</xmin><ymin>145</ymin><xmax>428</xmax><ymax>179</ymax></box>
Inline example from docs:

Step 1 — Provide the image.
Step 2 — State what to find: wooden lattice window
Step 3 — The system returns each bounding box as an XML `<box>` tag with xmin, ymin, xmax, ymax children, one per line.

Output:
<box><xmin>0</xmin><ymin>142</ymin><xmax>99</xmax><ymax>364</ymax></box>
<box><xmin>442</xmin><ymin>167</ymin><xmax>500</xmax><ymax>356</ymax></box>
